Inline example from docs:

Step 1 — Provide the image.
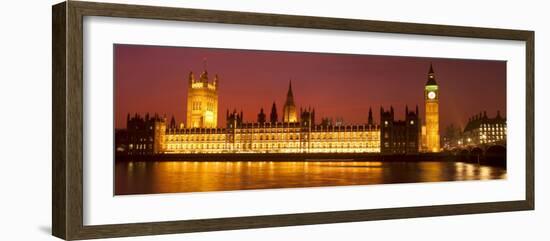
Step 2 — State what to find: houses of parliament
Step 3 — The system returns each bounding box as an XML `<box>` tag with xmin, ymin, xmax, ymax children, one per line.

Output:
<box><xmin>118</xmin><ymin>64</ymin><xmax>441</xmax><ymax>155</ymax></box>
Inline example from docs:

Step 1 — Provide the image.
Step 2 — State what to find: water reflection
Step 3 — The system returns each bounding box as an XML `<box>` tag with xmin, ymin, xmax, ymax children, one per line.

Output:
<box><xmin>115</xmin><ymin>161</ymin><xmax>507</xmax><ymax>195</ymax></box>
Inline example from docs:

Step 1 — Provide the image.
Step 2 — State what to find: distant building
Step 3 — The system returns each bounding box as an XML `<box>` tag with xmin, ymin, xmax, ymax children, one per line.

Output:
<box><xmin>441</xmin><ymin>124</ymin><xmax>462</xmax><ymax>150</ymax></box>
<box><xmin>114</xmin><ymin>129</ymin><xmax>128</xmax><ymax>153</ymax></box>
<box><xmin>122</xmin><ymin>113</ymin><xmax>165</xmax><ymax>155</ymax></box>
<box><xmin>380</xmin><ymin>106</ymin><xmax>421</xmax><ymax>154</ymax></box>
<box><xmin>461</xmin><ymin>111</ymin><xmax>506</xmax><ymax>146</ymax></box>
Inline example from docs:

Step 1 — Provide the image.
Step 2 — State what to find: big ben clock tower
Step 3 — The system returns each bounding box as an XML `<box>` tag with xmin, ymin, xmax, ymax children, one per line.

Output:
<box><xmin>424</xmin><ymin>63</ymin><xmax>440</xmax><ymax>152</ymax></box>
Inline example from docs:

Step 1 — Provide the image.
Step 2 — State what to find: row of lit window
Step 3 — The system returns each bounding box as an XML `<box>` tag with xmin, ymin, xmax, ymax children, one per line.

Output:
<box><xmin>234</xmin><ymin>129</ymin><xmax>300</xmax><ymax>134</ymax></box>
<box><xmin>128</xmin><ymin>143</ymin><xmax>152</xmax><ymax>150</ymax></box>
<box><xmin>166</xmin><ymin>135</ymin><xmax>226</xmax><ymax>142</ymax></box>
<box><xmin>300</xmin><ymin>148</ymin><xmax>381</xmax><ymax>153</ymax></box>
<box><xmin>480</xmin><ymin>134</ymin><xmax>506</xmax><ymax>139</ymax></box>
<box><xmin>206</xmin><ymin>102</ymin><xmax>215</xmax><ymax>111</ymax></box>
<box><xmin>481</xmin><ymin>124</ymin><xmax>506</xmax><ymax>128</ymax></box>
<box><xmin>231</xmin><ymin>128</ymin><xmax>379</xmax><ymax>133</ymax></box>
<box><xmin>165</xmin><ymin>133</ymin><xmax>380</xmax><ymax>142</ymax></box>
<box><xmin>166</xmin><ymin>139</ymin><xmax>380</xmax><ymax>144</ymax></box>
<box><xmin>233</xmin><ymin>135</ymin><xmax>379</xmax><ymax>141</ymax></box>
<box><xmin>236</xmin><ymin>126</ymin><xmax>379</xmax><ymax>133</ymax></box>
<box><xmin>383</xmin><ymin>142</ymin><xmax>416</xmax><ymax>148</ymax></box>
<box><xmin>166</xmin><ymin>142</ymin><xmax>380</xmax><ymax>150</ymax></box>
<box><xmin>480</xmin><ymin>132</ymin><xmax>506</xmax><ymax>136</ymax></box>
<box><xmin>191</xmin><ymin>101</ymin><xmax>201</xmax><ymax>111</ymax></box>
<box><xmin>165</xmin><ymin>148</ymin><xmax>382</xmax><ymax>154</ymax></box>
<box><xmin>311</xmin><ymin>133</ymin><xmax>379</xmax><ymax>139</ymax></box>
<box><xmin>480</xmin><ymin>128</ymin><xmax>506</xmax><ymax>133</ymax></box>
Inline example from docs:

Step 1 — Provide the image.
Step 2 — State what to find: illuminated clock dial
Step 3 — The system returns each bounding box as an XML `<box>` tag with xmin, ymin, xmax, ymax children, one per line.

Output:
<box><xmin>428</xmin><ymin>91</ymin><xmax>436</xmax><ymax>100</ymax></box>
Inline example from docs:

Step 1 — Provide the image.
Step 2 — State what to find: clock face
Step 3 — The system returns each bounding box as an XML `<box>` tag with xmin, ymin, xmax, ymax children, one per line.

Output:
<box><xmin>428</xmin><ymin>91</ymin><xmax>436</xmax><ymax>100</ymax></box>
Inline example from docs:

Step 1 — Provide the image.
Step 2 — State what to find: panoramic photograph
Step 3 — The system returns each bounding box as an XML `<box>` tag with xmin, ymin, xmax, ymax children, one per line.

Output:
<box><xmin>113</xmin><ymin>44</ymin><xmax>507</xmax><ymax>195</ymax></box>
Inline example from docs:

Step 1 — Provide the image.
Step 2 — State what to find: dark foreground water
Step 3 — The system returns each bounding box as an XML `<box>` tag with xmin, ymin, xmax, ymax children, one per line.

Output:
<box><xmin>114</xmin><ymin>161</ymin><xmax>507</xmax><ymax>195</ymax></box>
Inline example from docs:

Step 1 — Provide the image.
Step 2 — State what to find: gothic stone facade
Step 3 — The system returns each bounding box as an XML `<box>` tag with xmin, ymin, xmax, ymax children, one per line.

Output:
<box><xmin>117</xmin><ymin>65</ymin><xmax>442</xmax><ymax>155</ymax></box>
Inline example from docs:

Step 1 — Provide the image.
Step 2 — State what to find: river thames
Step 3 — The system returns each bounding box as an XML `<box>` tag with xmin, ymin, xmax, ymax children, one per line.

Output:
<box><xmin>114</xmin><ymin>160</ymin><xmax>506</xmax><ymax>195</ymax></box>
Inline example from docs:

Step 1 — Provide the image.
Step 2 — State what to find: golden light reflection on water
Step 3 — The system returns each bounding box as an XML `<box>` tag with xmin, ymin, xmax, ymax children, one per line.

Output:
<box><xmin>115</xmin><ymin>161</ymin><xmax>506</xmax><ymax>195</ymax></box>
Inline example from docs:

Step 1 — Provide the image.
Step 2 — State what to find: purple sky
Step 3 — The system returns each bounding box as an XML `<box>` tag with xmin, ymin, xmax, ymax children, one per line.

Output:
<box><xmin>114</xmin><ymin>44</ymin><xmax>506</xmax><ymax>130</ymax></box>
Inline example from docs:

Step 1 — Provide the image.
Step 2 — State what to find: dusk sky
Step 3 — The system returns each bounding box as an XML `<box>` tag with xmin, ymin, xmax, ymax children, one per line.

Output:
<box><xmin>114</xmin><ymin>44</ymin><xmax>506</xmax><ymax>130</ymax></box>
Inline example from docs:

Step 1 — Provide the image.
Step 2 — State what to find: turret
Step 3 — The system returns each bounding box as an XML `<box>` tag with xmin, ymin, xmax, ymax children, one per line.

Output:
<box><xmin>199</xmin><ymin>70</ymin><xmax>208</xmax><ymax>84</ymax></box>
<box><xmin>213</xmin><ymin>74</ymin><xmax>219</xmax><ymax>89</ymax></box>
<box><xmin>170</xmin><ymin>115</ymin><xmax>176</xmax><ymax>129</ymax></box>
<box><xmin>226</xmin><ymin>109</ymin><xmax>243</xmax><ymax>128</ymax></box>
<box><xmin>368</xmin><ymin>107</ymin><xmax>373</xmax><ymax>125</ymax></box>
<box><xmin>257</xmin><ymin>108</ymin><xmax>266</xmax><ymax>124</ymax></box>
<box><xmin>312</xmin><ymin>108</ymin><xmax>316</xmax><ymax>125</ymax></box>
<box><xmin>270</xmin><ymin>102</ymin><xmax>278</xmax><ymax>124</ymax></box>
<box><xmin>188</xmin><ymin>71</ymin><xmax>195</xmax><ymax>85</ymax></box>
<box><xmin>380</xmin><ymin>107</ymin><xmax>394</xmax><ymax>122</ymax></box>
<box><xmin>286</xmin><ymin>80</ymin><xmax>294</xmax><ymax>104</ymax></box>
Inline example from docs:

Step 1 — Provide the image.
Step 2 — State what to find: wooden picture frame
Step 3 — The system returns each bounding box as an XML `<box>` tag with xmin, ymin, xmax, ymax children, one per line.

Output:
<box><xmin>52</xmin><ymin>1</ymin><xmax>534</xmax><ymax>240</ymax></box>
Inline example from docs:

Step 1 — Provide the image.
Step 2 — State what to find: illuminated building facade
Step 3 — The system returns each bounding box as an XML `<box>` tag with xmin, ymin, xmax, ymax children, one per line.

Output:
<box><xmin>117</xmin><ymin>65</ymin><xmax>443</xmax><ymax>155</ymax></box>
<box><xmin>122</xmin><ymin>75</ymin><xmax>384</xmax><ymax>154</ymax></box>
<box><xmin>380</xmin><ymin>106</ymin><xmax>421</xmax><ymax>154</ymax></box>
<box><xmin>158</xmin><ymin>108</ymin><xmax>380</xmax><ymax>154</ymax></box>
<box><xmin>186</xmin><ymin>69</ymin><xmax>219</xmax><ymax>128</ymax></box>
<box><xmin>461</xmin><ymin>111</ymin><xmax>507</xmax><ymax>146</ymax></box>
<box><xmin>423</xmin><ymin>64</ymin><xmax>441</xmax><ymax>152</ymax></box>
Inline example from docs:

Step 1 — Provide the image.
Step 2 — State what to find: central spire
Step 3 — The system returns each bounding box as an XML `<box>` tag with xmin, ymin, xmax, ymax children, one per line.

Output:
<box><xmin>285</xmin><ymin>80</ymin><xmax>295</xmax><ymax>105</ymax></box>
<box><xmin>283</xmin><ymin>79</ymin><xmax>297</xmax><ymax>123</ymax></box>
